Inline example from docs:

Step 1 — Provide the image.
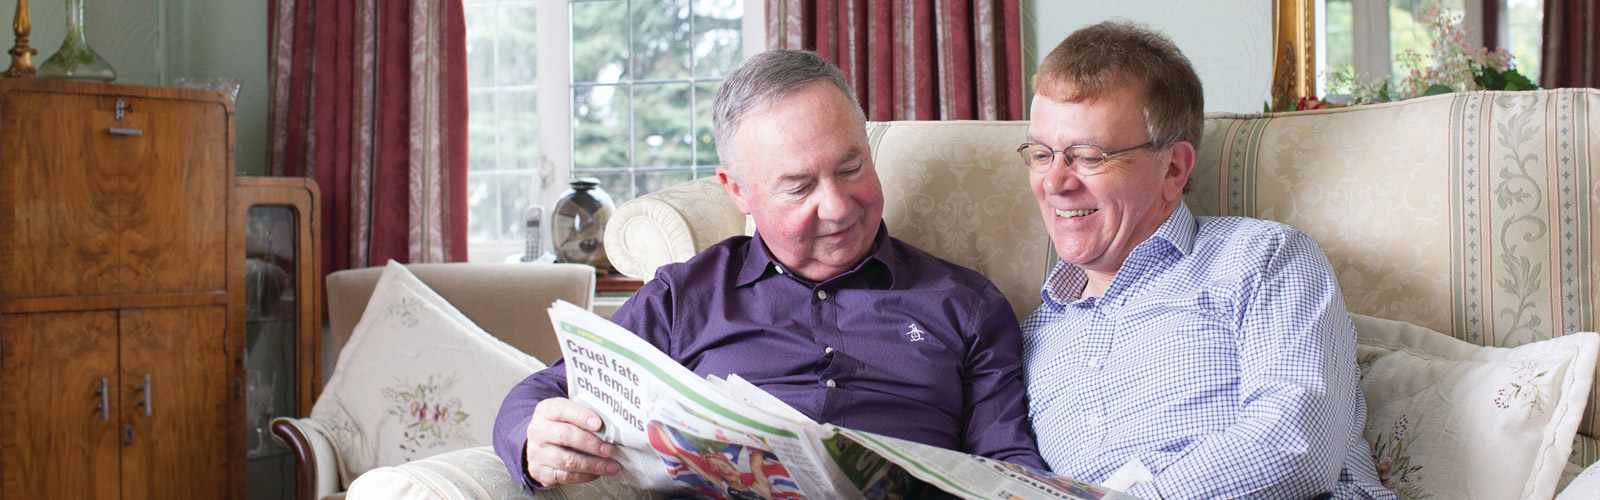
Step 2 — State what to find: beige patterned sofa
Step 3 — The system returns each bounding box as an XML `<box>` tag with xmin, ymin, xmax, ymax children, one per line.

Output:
<box><xmin>351</xmin><ymin>89</ymin><xmax>1600</xmax><ymax>499</ymax></box>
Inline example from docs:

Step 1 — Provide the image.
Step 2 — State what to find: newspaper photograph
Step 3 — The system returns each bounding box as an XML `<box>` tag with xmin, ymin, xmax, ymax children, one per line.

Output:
<box><xmin>547</xmin><ymin>300</ymin><xmax>1139</xmax><ymax>500</ymax></box>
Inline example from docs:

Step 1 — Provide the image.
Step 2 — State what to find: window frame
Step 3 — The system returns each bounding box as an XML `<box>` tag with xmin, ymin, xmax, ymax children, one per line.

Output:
<box><xmin>466</xmin><ymin>0</ymin><xmax>766</xmax><ymax>262</ymax></box>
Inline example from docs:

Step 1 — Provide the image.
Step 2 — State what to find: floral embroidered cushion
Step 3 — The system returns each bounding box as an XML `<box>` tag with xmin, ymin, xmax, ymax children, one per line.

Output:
<box><xmin>1352</xmin><ymin>314</ymin><xmax>1599</xmax><ymax>500</ymax></box>
<box><xmin>308</xmin><ymin>261</ymin><xmax>549</xmax><ymax>489</ymax></box>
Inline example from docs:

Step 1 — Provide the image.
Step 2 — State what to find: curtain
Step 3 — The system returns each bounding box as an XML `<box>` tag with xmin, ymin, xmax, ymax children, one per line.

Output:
<box><xmin>268</xmin><ymin>0</ymin><xmax>469</xmax><ymax>283</ymax></box>
<box><xmin>1540</xmin><ymin>0</ymin><xmax>1600</xmax><ymax>88</ymax></box>
<box><xmin>766</xmin><ymin>0</ymin><xmax>1026</xmax><ymax>121</ymax></box>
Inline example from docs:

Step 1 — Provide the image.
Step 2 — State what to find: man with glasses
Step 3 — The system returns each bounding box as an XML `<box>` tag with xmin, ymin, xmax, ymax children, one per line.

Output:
<box><xmin>1020</xmin><ymin>22</ymin><xmax>1394</xmax><ymax>499</ymax></box>
<box><xmin>494</xmin><ymin>49</ymin><xmax>1045</xmax><ymax>493</ymax></box>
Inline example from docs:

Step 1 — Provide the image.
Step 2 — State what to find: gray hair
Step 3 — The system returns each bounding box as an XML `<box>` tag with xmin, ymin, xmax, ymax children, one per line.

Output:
<box><xmin>712</xmin><ymin>50</ymin><xmax>864</xmax><ymax>176</ymax></box>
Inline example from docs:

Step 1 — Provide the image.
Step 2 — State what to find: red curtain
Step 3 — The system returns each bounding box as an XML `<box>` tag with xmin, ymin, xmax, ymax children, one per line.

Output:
<box><xmin>1540</xmin><ymin>0</ymin><xmax>1600</xmax><ymax>88</ymax></box>
<box><xmin>268</xmin><ymin>0</ymin><xmax>469</xmax><ymax>283</ymax></box>
<box><xmin>766</xmin><ymin>0</ymin><xmax>1026</xmax><ymax>121</ymax></box>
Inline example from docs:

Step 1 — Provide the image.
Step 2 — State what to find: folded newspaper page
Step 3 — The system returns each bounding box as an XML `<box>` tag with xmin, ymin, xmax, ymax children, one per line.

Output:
<box><xmin>548</xmin><ymin>300</ymin><xmax>1139</xmax><ymax>500</ymax></box>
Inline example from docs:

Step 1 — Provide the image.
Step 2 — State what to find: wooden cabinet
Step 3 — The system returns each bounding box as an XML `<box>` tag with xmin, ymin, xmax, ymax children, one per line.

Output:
<box><xmin>0</xmin><ymin>80</ymin><xmax>316</xmax><ymax>499</ymax></box>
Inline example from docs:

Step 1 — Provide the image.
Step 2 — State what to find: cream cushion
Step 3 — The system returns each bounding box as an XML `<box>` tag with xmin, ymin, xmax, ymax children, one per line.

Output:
<box><xmin>1352</xmin><ymin>314</ymin><xmax>1599</xmax><ymax>500</ymax></box>
<box><xmin>307</xmin><ymin>261</ymin><xmax>548</xmax><ymax>488</ymax></box>
<box><xmin>347</xmin><ymin>446</ymin><xmax>664</xmax><ymax>500</ymax></box>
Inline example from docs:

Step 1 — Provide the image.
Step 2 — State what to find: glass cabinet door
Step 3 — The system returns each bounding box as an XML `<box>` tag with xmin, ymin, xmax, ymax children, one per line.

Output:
<box><xmin>234</xmin><ymin>177</ymin><xmax>321</xmax><ymax>500</ymax></box>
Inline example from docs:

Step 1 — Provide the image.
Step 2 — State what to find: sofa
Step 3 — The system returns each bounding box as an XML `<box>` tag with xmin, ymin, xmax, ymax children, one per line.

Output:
<box><xmin>351</xmin><ymin>89</ymin><xmax>1600</xmax><ymax>500</ymax></box>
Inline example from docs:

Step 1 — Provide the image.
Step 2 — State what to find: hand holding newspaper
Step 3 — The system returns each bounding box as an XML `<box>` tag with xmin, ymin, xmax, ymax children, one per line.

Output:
<box><xmin>548</xmin><ymin>300</ymin><xmax>1140</xmax><ymax>500</ymax></box>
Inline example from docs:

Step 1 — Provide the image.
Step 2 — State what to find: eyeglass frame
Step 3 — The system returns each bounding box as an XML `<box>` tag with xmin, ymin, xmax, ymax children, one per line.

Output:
<box><xmin>1015</xmin><ymin>140</ymin><xmax>1159</xmax><ymax>174</ymax></box>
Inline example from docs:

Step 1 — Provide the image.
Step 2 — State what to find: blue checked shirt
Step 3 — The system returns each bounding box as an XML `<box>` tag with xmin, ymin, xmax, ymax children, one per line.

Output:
<box><xmin>1023</xmin><ymin>203</ymin><xmax>1395</xmax><ymax>500</ymax></box>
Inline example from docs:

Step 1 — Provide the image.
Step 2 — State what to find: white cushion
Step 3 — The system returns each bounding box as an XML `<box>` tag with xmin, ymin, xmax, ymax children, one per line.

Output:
<box><xmin>1556</xmin><ymin>459</ymin><xmax>1600</xmax><ymax>500</ymax></box>
<box><xmin>1352</xmin><ymin>314</ymin><xmax>1599</xmax><ymax>500</ymax></box>
<box><xmin>310</xmin><ymin>261</ymin><xmax>548</xmax><ymax>488</ymax></box>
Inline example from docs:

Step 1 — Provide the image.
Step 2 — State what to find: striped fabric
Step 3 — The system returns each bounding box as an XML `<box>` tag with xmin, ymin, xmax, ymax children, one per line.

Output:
<box><xmin>1192</xmin><ymin>89</ymin><xmax>1600</xmax><ymax>464</ymax></box>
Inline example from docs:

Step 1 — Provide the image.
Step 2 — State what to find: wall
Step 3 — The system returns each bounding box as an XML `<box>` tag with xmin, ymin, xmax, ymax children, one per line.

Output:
<box><xmin>1020</xmin><ymin>0</ymin><xmax>1273</xmax><ymax>114</ymax></box>
<box><xmin>22</xmin><ymin>0</ymin><xmax>269</xmax><ymax>175</ymax></box>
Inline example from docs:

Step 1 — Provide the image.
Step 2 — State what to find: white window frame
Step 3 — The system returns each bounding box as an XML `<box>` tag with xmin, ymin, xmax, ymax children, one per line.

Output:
<box><xmin>468</xmin><ymin>0</ymin><xmax>766</xmax><ymax>263</ymax></box>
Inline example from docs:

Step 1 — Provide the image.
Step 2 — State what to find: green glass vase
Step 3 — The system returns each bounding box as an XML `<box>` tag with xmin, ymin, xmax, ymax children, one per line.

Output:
<box><xmin>36</xmin><ymin>0</ymin><xmax>116</xmax><ymax>82</ymax></box>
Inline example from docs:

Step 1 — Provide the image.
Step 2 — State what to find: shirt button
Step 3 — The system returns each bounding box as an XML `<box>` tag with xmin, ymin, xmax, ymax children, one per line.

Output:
<box><xmin>775</xmin><ymin>265</ymin><xmax>785</xmax><ymax>275</ymax></box>
<box><xmin>1088</xmin><ymin>358</ymin><xmax>1102</xmax><ymax>370</ymax></box>
<box><xmin>816</xmin><ymin>290</ymin><xmax>828</xmax><ymax>300</ymax></box>
<box><xmin>823</xmin><ymin>346</ymin><xmax>834</xmax><ymax>355</ymax></box>
<box><xmin>825</xmin><ymin>379</ymin><xmax>837</xmax><ymax>388</ymax></box>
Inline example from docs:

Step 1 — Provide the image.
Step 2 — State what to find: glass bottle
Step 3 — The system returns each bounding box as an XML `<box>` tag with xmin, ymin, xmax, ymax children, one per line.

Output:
<box><xmin>551</xmin><ymin>178</ymin><xmax>615</xmax><ymax>270</ymax></box>
<box><xmin>36</xmin><ymin>0</ymin><xmax>117</xmax><ymax>82</ymax></box>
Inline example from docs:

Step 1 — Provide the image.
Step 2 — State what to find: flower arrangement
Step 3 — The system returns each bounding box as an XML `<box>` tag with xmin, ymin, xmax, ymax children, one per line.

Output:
<box><xmin>1275</xmin><ymin>2</ymin><xmax>1537</xmax><ymax>111</ymax></box>
<box><xmin>1334</xmin><ymin>2</ymin><xmax>1534</xmax><ymax>103</ymax></box>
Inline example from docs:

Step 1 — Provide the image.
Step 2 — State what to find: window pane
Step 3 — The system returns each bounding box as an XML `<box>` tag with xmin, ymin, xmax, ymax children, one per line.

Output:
<box><xmin>466</xmin><ymin>6</ymin><xmax>495</xmax><ymax>88</ymax></box>
<box><xmin>1324</xmin><ymin>0</ymin><xmax>1354</xmax><ymax>78</ymax></box>
<box><xmin>496</xmin><ymin>4</ymin><xmax>538</xmax><ymax>86</ymax></box>
<box><xmin>573</xmin><ymin>84</ymin><xmax>631</xmax><ymax>170</ymax></box>
<box><xmin>1389</xmin><ymin>0</ymin><xmax>1465</xmax><ymax>81</ymax></box>
<box><xmin>469</xmin><ymin>91</ymin><xmax>497</xmax><ymax>171</ymax></box>
<box><xmin>572</xmin><ymin>1</ymin><xmax>629</xmax><ymax>83</ymax></box>
<box><xmin>635</xmin><ymin>170</ymin><xmax>695</xmax><ymax>199</ymax></box>
<box><xmin>467</xmin><ymin>174</ymin><xmax>495</xmax><ymax>240</ymax></box>
<box><xmin>694</xmin><ymin>81</ymin><xmax>719</xmax><ymax>167</ymax></box>
<box><xmin>633</xmin><ymin>0</ymin><xmax>691</xmax><ymax>80</ymax></box>
<box><xmin>497</xmin><ymin>89</ymin><xmax>540</xmax><ymax>171</ymax></box>
<box><xmin>693</xmin><ymin>0</ymin><xmax>742</xmax><ymax>78</ymax></box>
<box><xmin>634</xmin><ymin>83</ymin><xmax>692</xmax><ymax>168</ymax></box>
<box><xmin>1506</xmin><ymin>0</ymin><xmax>1543</xmax><ymax>82</ymax></box>
<box><xmin>496</xmin><ymin>172</ymin><xmax>538</xmax><ymax>241</ymax></box>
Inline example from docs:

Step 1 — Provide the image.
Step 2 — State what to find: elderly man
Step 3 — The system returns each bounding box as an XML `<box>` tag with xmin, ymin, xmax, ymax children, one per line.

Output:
<box><xmin>1019</xmin><ymin>22</ymin><xmax>1394</xmax><ymax>499</ymax></box>
<box><xmin>493</xmin><ymin>50</ymin><xmax>1044</xmax><ymax>492</ymax></box>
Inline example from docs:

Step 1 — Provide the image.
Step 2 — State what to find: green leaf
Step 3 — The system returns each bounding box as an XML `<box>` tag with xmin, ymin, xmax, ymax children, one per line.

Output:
<box><xmin>1504</xmin><ymin>68</ymin><xmax>1537</xmax><ymax>90</ymax></box>
<box><xmin>1423</xmin><ymin>84</ymin><xmax>1455</xmax><ymax>96</ymax></box>
<box><xmin>1504</xmin><ymin>81</ymin><xmax>1522</xmax><ymax>91</ymax></box>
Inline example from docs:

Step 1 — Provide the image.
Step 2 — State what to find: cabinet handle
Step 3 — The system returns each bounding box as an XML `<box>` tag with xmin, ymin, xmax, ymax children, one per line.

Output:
<box><xmin>107</xmin><ymin>127</ymin><xmax>143</xmax><ymax>136</ymax></box>
<box><xmin>94</xmin><ymin>377</ymin><xmax>109</xmax><ymax>421</ymax></box>
<box><xmin>136</xmin><ymin>374</ymin><xmax>152</xmax><ymax>417</ymax></box>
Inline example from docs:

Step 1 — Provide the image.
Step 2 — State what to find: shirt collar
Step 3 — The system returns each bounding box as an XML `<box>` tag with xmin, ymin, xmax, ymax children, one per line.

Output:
<box><xmin>736</xmin><ymin>222</ymin><xmax>895</xmax><ymax>288</ymax></box>
<box><xmin>1039</xmin><ymin>201</ymin><xmax>1197</xmax><ymax>305</ymax></box>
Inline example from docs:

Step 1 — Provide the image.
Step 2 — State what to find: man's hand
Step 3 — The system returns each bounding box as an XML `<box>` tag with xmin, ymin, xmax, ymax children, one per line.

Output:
<box><xmin>524</xmin><ymin>397</ymin><xmax>621</xmax><ymax>487</ymax></box>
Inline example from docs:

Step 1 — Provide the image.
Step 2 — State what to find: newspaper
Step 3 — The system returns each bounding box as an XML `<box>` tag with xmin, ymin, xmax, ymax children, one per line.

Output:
<box><xmin>548</xmin><ymin>300</ymin><xmax>1141</xmax><ymax>500</ymax></box>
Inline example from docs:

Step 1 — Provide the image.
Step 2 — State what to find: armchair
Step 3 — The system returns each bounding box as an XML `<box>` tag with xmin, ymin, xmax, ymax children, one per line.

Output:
<box><xmin>269</xmin><ymin>263</ymin><xmax>595</xmax><ymax>500</ymax></box>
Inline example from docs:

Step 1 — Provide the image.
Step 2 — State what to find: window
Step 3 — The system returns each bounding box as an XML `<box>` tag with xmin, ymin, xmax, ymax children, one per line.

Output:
<box><xmin>1315</xmin><ymin>0</ymin><xmax>1542</xmax><ymax>98</ymax></box>
<box><xmin>464</xmin><ymin>0</ymin><xmax>755</xmax><ymax>262</ymax></box>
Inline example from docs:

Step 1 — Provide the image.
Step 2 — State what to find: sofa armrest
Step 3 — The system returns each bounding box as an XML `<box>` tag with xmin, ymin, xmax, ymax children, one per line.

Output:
<box><xmin>270</xmin><ymin>417</ymin><xmax>344</xmax><ymax>500</ymax></box>
<box><xmin>604</xmin><ymin>176</ymin><xmax>744</xmax><ymax>279</ymax></box>
<box><xmin>345</xmin><ymin>446</ymin><xmax>666</xmax><ymax>500</ymax></box>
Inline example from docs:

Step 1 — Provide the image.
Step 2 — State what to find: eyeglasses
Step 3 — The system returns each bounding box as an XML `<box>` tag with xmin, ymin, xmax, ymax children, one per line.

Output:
<box><xmin>1015</xmin><ymin>140</ymin><xmax>1156</xmax><ymax>174</ymax></box>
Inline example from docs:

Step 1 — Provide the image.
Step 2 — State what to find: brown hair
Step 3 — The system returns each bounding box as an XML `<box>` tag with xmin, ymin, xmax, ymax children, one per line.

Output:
<box><xmin>1033</xmin><ymin>21</ymin><xmax>1203</xmax><ymax>148</ymax></box>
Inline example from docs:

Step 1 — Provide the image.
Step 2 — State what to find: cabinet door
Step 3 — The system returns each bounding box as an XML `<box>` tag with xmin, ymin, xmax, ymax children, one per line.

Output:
<box><xmin>0</xmin><ymin>311</ymin><xmax>121</xmax><ymax>498</ymax></box>
<box><xmin>0</xmin><ymin>89</ymin><xmax>229</xmax><ymax>299</ymax></box>
<box><xmin>118</xmin><ymin>306</ymin><xmax>229</xmax><ymax>500</ymax></box>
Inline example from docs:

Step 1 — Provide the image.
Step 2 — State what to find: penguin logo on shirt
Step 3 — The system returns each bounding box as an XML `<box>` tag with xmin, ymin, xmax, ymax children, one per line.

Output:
<box><xmin>905</xmin><ymin>323</ymin><xmax>926</xmax><ymax>342</ymax></box>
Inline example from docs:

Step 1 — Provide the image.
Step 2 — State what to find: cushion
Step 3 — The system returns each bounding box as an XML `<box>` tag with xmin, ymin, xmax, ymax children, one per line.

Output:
<box><xmin>1352</xmin><ymin>314</ymin><xmax>1599</xmax><ymax>500</ymax></box>
<box><xmin>346</xmin><ymin>446</ymin><xmax>659</xmax><ymax>500</ymax></box>
<box><xmin>308</xmin><ymin>261</ymin><xmax>548</xmax><ymax>488</ymax></box>
<box><xmin>1556</xmin><ymin>458</ymin><xmax>1600</xmax><ymax>500</ymax></box>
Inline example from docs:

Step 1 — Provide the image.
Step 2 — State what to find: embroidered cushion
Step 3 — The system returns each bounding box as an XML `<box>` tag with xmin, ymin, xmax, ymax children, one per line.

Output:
<box><xmin>308</xmin><ymin>261</ymin><xmax>549</xmax><ymax>488</ymax></box>
<box><xmin>1352</xmin><ymin>314</ymin><xmax>1599</xmax><ymax>500</ymax></box>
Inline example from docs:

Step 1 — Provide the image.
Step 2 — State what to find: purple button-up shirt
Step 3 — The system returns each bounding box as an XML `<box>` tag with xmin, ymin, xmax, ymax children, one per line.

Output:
<box><xmin>494</xmin><ymin>225</ymin><xmax>1044</xmax><ymax>490</ymax></box>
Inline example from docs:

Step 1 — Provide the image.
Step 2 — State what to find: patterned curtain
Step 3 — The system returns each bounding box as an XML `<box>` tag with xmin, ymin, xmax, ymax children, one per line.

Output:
<box><xmin>268</xmin><ymin>0</ymin><xmax>469</xmax><ymax>282</ymax></box>
<box><xmin>766</xmin><ymin>0</ymin><xmax>1026</xmax><ymax>121</ymax></box>
<box><xmin>1540</xmin><ymin>0</ymin><xmax>1600</xmax><ymax>88</ymax></box>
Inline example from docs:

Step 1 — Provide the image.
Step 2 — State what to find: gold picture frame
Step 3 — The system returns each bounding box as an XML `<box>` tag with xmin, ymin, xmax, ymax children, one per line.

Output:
<box><xmin>1271</xmin><ymin>0</ymin><xmax>1315</xmax><ymax>110</ymax></box>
